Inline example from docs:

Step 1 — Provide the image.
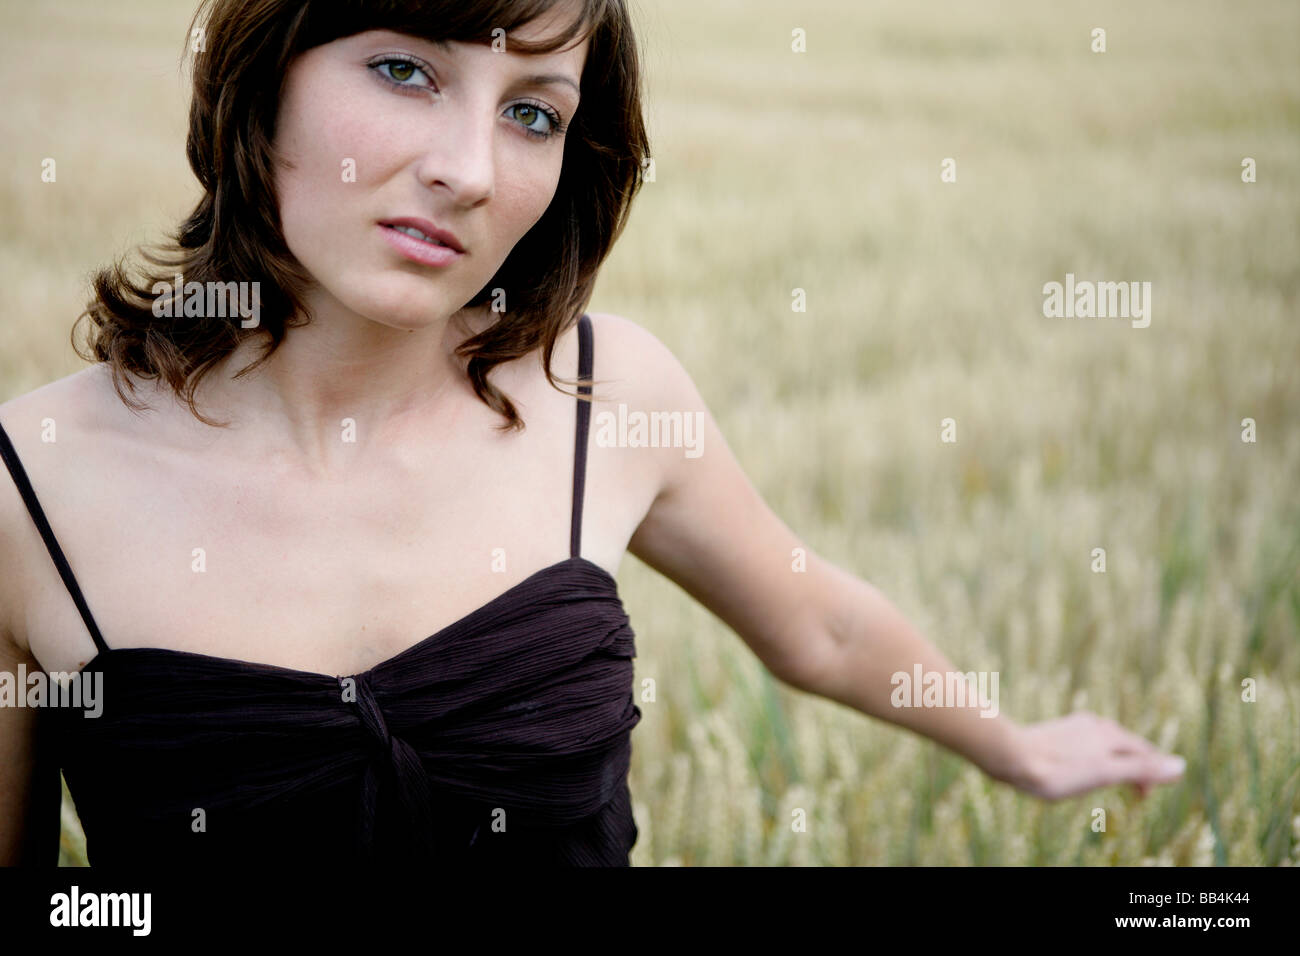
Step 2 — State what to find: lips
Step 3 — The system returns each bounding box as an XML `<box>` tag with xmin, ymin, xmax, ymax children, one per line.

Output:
<box><xmin>377</xmin><ymin>217</ymin><xmax>465</xmax><ymax>254</ymax></box>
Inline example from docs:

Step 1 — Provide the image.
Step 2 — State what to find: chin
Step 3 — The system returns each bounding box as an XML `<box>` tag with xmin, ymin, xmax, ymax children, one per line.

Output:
<box><xmin>344</xmin><ymin>284</ymin><xmax>462</xmax><ymax>331</ymax></box>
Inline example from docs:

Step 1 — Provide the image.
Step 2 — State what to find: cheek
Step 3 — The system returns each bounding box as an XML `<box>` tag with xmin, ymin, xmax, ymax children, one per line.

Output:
<box><xmin>274</xmin><ymin>85</ymin><xmax>400</xmax><ymax>257</ymax></box>
<box><xmin>493</xmin><ymin>161</ymin><xmax>564</xmax><ymax>243</ymax></box>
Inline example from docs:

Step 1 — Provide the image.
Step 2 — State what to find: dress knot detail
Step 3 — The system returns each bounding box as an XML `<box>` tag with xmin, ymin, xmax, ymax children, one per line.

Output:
<box><xmin>349</xmin><ymin>674</ymin><xmax>439</xmax><ymax>860</ymax></box>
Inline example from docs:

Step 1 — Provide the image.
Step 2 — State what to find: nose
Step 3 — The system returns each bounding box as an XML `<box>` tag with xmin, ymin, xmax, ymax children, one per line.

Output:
<box><xmin>414</xmin><ymin>97</ymin><xmax>496</xmax><ymax>207</ymax></box>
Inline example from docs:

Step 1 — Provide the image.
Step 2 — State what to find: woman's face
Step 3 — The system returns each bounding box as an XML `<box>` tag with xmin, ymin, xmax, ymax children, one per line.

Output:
<box><xmin>270</xmin><ymin>15</ymin><xmax>587</xmax><ymax>332</ymax></box>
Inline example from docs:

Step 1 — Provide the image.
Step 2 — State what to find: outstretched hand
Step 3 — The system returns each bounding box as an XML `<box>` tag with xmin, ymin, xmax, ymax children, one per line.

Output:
<box><xmin>997</xmin><ymin>711</ymin><xmax>1186</xmax><ymax>801</ymax></box>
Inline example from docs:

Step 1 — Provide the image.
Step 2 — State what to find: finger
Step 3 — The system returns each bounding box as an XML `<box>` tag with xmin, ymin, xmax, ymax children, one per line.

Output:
<box><xmin>1122</xmin><ymin>752</ymin><xmax>1186</xmax><ymax>785</ymax></box>
<box><xmin>1108</xmin><ymin>725</ymin><xmax>1166</xmax><ymax>757</ymax></box>
<box><xmin>1094</xmin><ymin>753</ymin><xmax>1176</xmax><ymax>795</ymax></box>
<box><xmin>1092</xmin><ymin>716</ymin><xmax>1164</xmax><ymax>757</ymax></box>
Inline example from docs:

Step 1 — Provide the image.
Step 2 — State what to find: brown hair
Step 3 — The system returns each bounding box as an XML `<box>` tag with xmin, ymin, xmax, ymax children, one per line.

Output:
<box><xmin>73</xmin><ymin>0</ymin><xmax>650</xmax><ymax>430</ymax></box>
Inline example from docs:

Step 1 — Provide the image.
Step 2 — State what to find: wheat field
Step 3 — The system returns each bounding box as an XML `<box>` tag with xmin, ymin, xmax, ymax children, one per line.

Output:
<box><xmin>1</xmin><ymin>0</ymin><xmax>1296</xmax><ymax>866</ymax></box>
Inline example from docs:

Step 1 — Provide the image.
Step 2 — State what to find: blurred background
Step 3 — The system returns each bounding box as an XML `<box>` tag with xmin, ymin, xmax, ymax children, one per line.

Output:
<box><xmin>1</xmin><ymin>0</ymin><xmax>1296</xmax><ymax>865</ymax></box>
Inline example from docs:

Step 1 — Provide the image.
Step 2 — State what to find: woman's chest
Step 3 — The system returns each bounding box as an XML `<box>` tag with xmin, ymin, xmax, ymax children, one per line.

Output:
<box><xmin>21</xmin><ymin>429</ymin><xmax>645</xmax><ymax>677</ymax></box>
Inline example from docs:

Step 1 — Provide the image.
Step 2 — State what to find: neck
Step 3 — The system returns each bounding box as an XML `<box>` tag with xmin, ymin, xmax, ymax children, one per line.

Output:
<box><xmin>187</xmin><ymin>302</ymin><xmax>494</xmax><ymax>474</ymax></box>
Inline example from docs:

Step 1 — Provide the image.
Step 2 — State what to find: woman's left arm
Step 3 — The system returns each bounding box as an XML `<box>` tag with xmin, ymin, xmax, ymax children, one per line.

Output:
<box><xmin>614</xmin><ymin>315</ymin><xmax>1185</xmax><ymax>801</ymax></box>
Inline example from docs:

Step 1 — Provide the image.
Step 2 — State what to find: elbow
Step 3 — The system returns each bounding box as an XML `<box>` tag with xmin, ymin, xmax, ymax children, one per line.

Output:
<box><xmin>766</xmin><ymin>620</ymin><xmax>840</xmax><ymax>696</ymax></box>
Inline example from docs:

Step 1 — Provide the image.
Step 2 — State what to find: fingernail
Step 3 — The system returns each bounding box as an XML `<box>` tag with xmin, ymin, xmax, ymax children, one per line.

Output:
<box><xmin>1163</xmin><ymin>756</ymin><xmax>1185</xmax><ymax>774</ymax></box>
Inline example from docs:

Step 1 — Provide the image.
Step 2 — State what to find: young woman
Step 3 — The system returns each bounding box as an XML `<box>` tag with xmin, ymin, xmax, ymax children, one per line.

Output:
<box><xmin>0</xmin><ymin>0</ymin><xmax>1184</xmax><ymax>867</ymax></box>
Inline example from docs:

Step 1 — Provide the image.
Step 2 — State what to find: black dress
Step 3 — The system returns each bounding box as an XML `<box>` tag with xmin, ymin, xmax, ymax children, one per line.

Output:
<box><xmin>1</xmin><ymin>313</ymin><xmax>642</xmax><ymax>866</ymax></box>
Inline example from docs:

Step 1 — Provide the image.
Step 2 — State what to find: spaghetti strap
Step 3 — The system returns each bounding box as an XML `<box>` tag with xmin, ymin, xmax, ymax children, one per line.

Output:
<box><xmin>0</xmin><ymin>420</ymin><xmax>110</xmax><ymax>655</ymax></box>
<box><xmin>569</xmin><ymin>313</ymin><xmax>593</xmax><ymax>559</ymax></box>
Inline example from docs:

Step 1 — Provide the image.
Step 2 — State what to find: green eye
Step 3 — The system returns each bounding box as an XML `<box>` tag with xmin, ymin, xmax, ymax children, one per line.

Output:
<box><xmin>509</xmin><ymin>102</ymin><xmax>564</xmax><ymax>141</ymax></box>
<box><xmin>371</xmin><ymin>57</ymin><xmax>433</xmax><ymax>89</ymax></box>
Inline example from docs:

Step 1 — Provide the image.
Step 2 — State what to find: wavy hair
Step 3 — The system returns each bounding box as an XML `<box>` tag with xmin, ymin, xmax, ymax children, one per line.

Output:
<box><xmin>73</xmin><ymin>0</ymin><xmax>650</xmax><ymax>430</ymax></box>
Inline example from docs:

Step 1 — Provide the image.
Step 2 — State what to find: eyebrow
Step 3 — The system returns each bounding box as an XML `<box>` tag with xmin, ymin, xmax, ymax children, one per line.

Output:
<box><xmin>415</xmin><ymin>37</ymin><xmax>580</xmax><ymax>97</ymax></box>
<box><xmin>514</xmin><ymin>73</ymin><xmax>581</xmax><ymax>96</ymax></box>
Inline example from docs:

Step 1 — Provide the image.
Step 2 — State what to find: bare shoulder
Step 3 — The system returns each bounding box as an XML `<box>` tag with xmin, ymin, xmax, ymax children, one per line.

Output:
<box><xmin>0</xmin><ymin>365</ymin><xmax>113</xmax><ymax>454</ymax></box>
<box><xmin>0</xmin><ymin>366</ymin><xmax>110</xmax><ymax>655</ymax></box>
<box><xmin>578</xmin><ymin>311</ymin><xmax>704</xmax><ymax>410</ymax></box>
<box><xmin>536</xmin><ymin>310</ymin><xmax>712</xmax><ymax>561</ymax></box>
